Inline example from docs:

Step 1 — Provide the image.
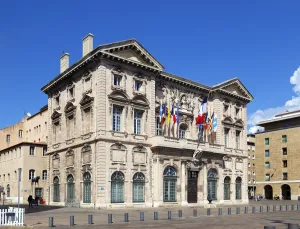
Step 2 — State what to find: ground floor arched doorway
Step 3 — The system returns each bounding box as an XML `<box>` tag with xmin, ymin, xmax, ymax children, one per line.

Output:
<box><xmin>264</xmin><ymin>185</ymin><xmax>273</xmax><ymax>199</ymax></box>
<box><xmin>281</xmin><ymin>184</ymin><xmax>291</xmax><ymax>200</ymax></box>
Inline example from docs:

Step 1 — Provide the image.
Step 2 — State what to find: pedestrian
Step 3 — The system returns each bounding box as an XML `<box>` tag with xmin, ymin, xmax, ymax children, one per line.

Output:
<box><xmin>28</xmin><ymin>195</ymin><xmax>33</xmax><ymax>208</ymax></box>
<box><xmin>35</xmin><ymin>196</ymin><xmax>39</xmax><ymax>207</ymax></box>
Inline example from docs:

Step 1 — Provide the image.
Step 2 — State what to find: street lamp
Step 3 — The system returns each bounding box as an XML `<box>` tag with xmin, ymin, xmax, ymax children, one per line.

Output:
<box><xmin>18</xmin><ymin>168</ymin><xmax>22</xmax><ymax>209</ymax></box>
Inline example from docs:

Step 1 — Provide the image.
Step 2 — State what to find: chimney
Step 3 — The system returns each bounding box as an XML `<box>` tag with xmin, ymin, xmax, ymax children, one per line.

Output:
<box><xmin>82</xmin><ymin>33</ymin><xmax>94</xmax><ymax>57</ymax></box>
<box><xmin>60</xmin><ymin>53</ymin><xmax>70</xmax><ymax>73</ymax></box>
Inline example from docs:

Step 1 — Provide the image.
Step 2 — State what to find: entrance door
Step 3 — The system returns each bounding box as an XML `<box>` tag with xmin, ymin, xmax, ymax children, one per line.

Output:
<box><xmin>188</xmin><ymin>171</ymin><xmax>198</xmax><ymax>203</ymax></box>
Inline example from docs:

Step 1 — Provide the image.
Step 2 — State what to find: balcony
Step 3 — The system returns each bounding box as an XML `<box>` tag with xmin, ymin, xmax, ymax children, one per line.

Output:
<box><xmin>149</xmin><ymin>136</ymin><xmax>245</xmax><ymax>156</ymax></box>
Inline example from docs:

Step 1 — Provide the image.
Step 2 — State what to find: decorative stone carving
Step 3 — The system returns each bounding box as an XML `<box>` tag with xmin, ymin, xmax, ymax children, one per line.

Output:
<box><xmin>235</xmin><ymin>157</ymin><xmax>243</xmax><ymax>171</ymax></box>
<box><xmin>110</xmin><ymin>143</ymin><xmax>127</xmax><ymax>163</ymax></box>
<box><xmin>52</xmin><ymin>154</ymin><xmax>60</xmax><ymax>169</ymax></box>
<box><xmin>223</xmin><ymin>156</ymin><xmax>233</xmax><ymax>169</ymax></box>
<box><xmin>66</xmin><ymin>149</ymin><xmax>75</xmax><ymax>167</ymax></box>
<box><xmin>82</xmin><ymin>144</ymin><xmax>92</xmax><ymax>164</ymax></box>
<box><xmin>132</xmin><ymin>145</ymin><xmax>147</xmax><ymax>164</ymax></box>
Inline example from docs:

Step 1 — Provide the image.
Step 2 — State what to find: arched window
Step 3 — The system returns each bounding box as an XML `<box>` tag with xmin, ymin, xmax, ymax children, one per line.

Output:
<box><xmin>29</xmin><ymin>169</ymin><xmax>35</xmax><ymax>180</ymax></box>
<box><xmin>236</xmin><ymin>177</ymin><xmax>242</xmax><ymax>200</ymax></box>
<box><xmin>53</xmin><ymin>176</ymin><xmax>60</xmax><ymax>202</ymax></box>
<box><xmin>179</xmin><ymin>124</ymin><xmax>188</xmax><ymax>139</ymax></box>
<box><xmin>67</xmin><ymin>175</ymin><xmax>75</xmax><ymax>202</ymax></box>
<box><xmin>132</xmin><ymin>172</ymin><xmax>145</xmax><ymax>203</ymax></box>
<box><xmin>163</xmin><ymin>167</ymin><xmax>177</xmax><ymax>202</ymax></box>
<box><xmin>224</xmin><ymin>176</ymin><xmax>231</xmax><ymax>200</ymax></box>
<box><xmin>207</xmin><ymin>169</ymin><xmax>218</xmax><ymax>200</ymax></box>
<box><xmin>7</xmin><ymin>184</ymin><xmax>10</xmax><ymax>198</ymax></box>
<box><xmin>83</xmin><ymin>172</ymin><xmax>91</xmax><ymax>203</ymax></box>
<box><xmin>111</xmin><ymin>171</ymin><xmax>125</xmax><ymax>203</ymax></box>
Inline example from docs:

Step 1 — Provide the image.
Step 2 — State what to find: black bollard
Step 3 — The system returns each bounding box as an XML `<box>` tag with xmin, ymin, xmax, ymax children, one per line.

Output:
<box><xmin>178</xmin><ymin>210</ymin><xmax>183</xmax><ymax>218</ymax></box>
<box><xmin>244</xmin><ymin>207</ymin><xmax>248</xmax><ymax>214</ymax></box>
<box><xmin>286</xmin><ymin>205</ymin><xmax>289</xmax><ymax>211</ymax></box>
<box><xmin>291</xmin><ymin>205</ymin><xmax>294</xmax><ymax>211</ymax></box>
<box><xmin>193</xmin><ymin>209</ymin><xmax>197</xmax><ymax>217</ymax></box>
<box><xmin>88</xmin><ymin>215</ymin><xmax>93</xmax><ymax>225</ymax></box>
<box><xmin>70</xmin><ymin>216</ymin><xmax>75</xmax><ymax>226</ymax></box>
<box><xmin>154</xmin><ymin>212</ymin><xmax>158</xmax><ymax>220</ymax></box>
<box><xmin>288</xmin><ymin>223</ymin><xmax>299</xmax><ymax>229</ymax></box>
<box><xmin>298</xmin><ymin>204</ymin><xmax>300</xmax><ymax>210</ymax></box>
<box><xmin>279</xmin><ymin>205</ymin><xmax>282</xmax><ymax>211</ymax></box>
<box><xmin>252</xmin><ymin>206</ymin><xmax>256</xmax><ymax>213</ymax></box>
<box><xmin>218</xmin><ymin>208</ymin><xmax>222</xmax><ymax>215</ymax></box>
<box><xmin>273</xmin><ymin>205</ymin><xmax>276</xmax><ymax>212</ymax></box>
<box><xmin>49</xmin><ymin>217</ymin><xmax>54</xmax><ymax>227</ymax></box>
<box><xmin>168</xmin><ymin>211</ymin><xmax>172</xmax><ymax>219</ymax></box>
<box><xmin>267</xmin><ymin>206</ymin><xmax>270</xmax><ymax>212</ymax></box>
<box><xmin>260</xmin><ymin>206</ymin><xmax>263</xmax><ymax>212</ymax></box>
<box><xmin>228</xmin><ymin>208</ymin><xmax>231</xmax><ymax>215</ymax></box>
<box><xmin>264</xmin><ymin>226</ymin><xmax>276</xmax><ymax>229</ymax></box>
<box><xmin>207</xmin><ymin>208</ymin><xmax>211</xmax><ymax>216</ymax></box>
<box><xmin>236</xmin><ymin>207</ymin><xmax>240</xmax><ymax>214</ymax></box>
<box><xmin>124</xmin><ymin>213</ymin><xmax>129</xmax><ymax>222</ymax></box>
<box><xmin>140</xmin><ymin>212</ymin><xmax>144</xmax><ymax>221</ymax></box>
<box><xmin>108</xmin><ymin>214</ymin><xmax>113</xmax><ymax>224</ymax></box>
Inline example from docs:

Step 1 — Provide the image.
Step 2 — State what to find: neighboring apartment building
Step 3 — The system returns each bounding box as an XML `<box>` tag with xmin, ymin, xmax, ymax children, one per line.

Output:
<box><xmin>0</xmin><ymin>106</ymin><xmax>48</xmax><ymax>204</ymax></box>
<box><xmin>41</xmin><ymin>34</ymin><xmax>253</xmax><ymax>208</ymax></box>
<box><xmin>256</xmin><ymin>110</ymin><xmax>300</xmax><ymax>200</ymax></box>
<box><xmin>247</xmin><ymin>134</ymin><xmax>256</xmax><ymax>196</ymax></box>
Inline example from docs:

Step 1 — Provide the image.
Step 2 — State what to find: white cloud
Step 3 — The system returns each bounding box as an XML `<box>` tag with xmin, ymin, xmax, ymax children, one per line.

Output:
<box><xmin>248</xmin><ymin>66</ymin><xmax>300</xmax><ymax>134</ymax></box>
<box><xmin>248</xmin><ymin>126</ymin><xmax>264</xmax><ymax>134</ymax></box>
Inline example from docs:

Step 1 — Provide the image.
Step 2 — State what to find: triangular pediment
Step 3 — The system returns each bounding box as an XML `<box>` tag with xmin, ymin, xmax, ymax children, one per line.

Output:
<box><xmin>51</xmin><ymin>110</ymin><xmax>62</xmax><ymax>120</ymax></box>
<box><xmin>64</xmin><ymin>102</ymin><xmax>76</xmax><ymax>113</ymax></box>
<box><xmin>213</xmin><ymin>78</ymin><xmax>253</xmax><ymax>101</ymax></box>
<box><xmin>100</xmin><ymin>40</ymin><xmax>164</xmax><ymax>70</ymax></box>
<box><xmin>80</xmin><ymin>94</ymin><xmax>94</xmax><ymax>106</ymax></box>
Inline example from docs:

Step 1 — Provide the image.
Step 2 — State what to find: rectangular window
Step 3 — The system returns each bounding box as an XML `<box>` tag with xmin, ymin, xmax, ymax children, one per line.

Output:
<box><xmin>29</xmin><ymin>170</ymin><xmax>35</xmax><ymax>180</ymax></box>
<box><xmin>224</xmin><ymin>105</ymin><xmax>229</xmax><ymax>115</ymax></box>
<box><xmin>6</xmin><ymin>135</ymin><xmax>10</xmax><ymax>143</ymax></box>
<box><xmin>248</xmin><ymin>163</ymin><xmax>250</xmax><ymax>168</ymax></box>
<box><xmin>43</xmin><ymin>147</ymin><xmax>47</xmax><ymax>156</ymax></box>
<box><xmin>68</xmin><ymin>87</ymin><xmax>74</xmax><ymax>98</ymax></box>
<box><xmin>135</xmin><ymin>80</ymin><xmax>142</xmax><ymax>91</ymax></box>
<box><xmin>224</xmin><ymin>128</ymin><xmax>229</xmax><ymax>147</ymax></box>
<box><xmin>113</xmin><ymin>75</ymin><xmax>121</xmax><ymax>86</ymax></box>
<box><xmin>235</xmin><ymin>108</ymin><xmax>240</xmax><ymax>117</ymax></box>
<box><xmin>42</xmin><ymin>170</ymin><xmax>47</xmax><ymax>180</ymax></box>
<box><xmin>265</xmin><ymin>150</ymin><xmax>270</xmax><ymax>157</ymax></box>
<box><xmin>236</xmin><ymin>130</ymin><xmax>241</xmax><ymax>149</ymax></box>
<box><xmin>29</xmin><ymin>146</ymin><xmax>35</xmax><ymax>156</ymax></box>
<box><xmin>156</xmin><ymin>117</ymin><xmax>162</xmax><ymax>136</ymax></box>
<box><xmin>265</xmin><ymin>174</ymin><xmax>270</xmax><ymax>181</ymax></box>
<box><xmin>282</xmin><ymin>135</ymin><xmax>287</xmax><ymax>143</ymax></box>
<box><xmin>265</xmin><ymin>138</ymin><xmax>269</xmax><ymax>145</ymax></box>
<box><xmin>283</xmin><ymin>172</ymin><xmax>288</xmax><ymax>180</ymax></box>
<box><xmin>19</xmin><ymin>130</ymin><xmax>23</xmax><ymax>138</ymax></box>
<box><xmin>283</xmin><ymin>160</ymin><xmax>287</xmax><ymax>168</ymax></box>
<box><xmin>55</xmin><ymin>96</ymin><xmax>60</xmax><ymax>106</ymax></box>
<box><xmin>282</xmin><ymin>147</ymin><xmax>287</xmax><ymax>155</ymax></box>
<box><xmin>112</xmin><ymin>105</ymin><xmax>122</xmax><ymax>132</ymax></box>
<box><xmin>265</xmin><ymin>162</ymin><xmax>270</xmax><ymax>169</ymax></box>
<box><xmin>134</xmin><ymin>109</ymin><xmax>143</xmax><ymax>135</ymax></box>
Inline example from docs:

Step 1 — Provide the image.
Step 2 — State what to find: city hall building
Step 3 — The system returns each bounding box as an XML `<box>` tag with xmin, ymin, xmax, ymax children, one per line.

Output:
<box><xmin>42</xmin><ymin>34</ymin><xmax>253</xmax><ymax>208</ymax></box>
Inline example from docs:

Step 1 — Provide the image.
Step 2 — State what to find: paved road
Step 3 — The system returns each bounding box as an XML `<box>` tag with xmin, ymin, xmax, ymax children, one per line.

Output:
<box><xmin>28</xmin><ymin>211</ymin><xmax>300</xmax><ymax>229</ymax></box>
<box><xmin>21</xmin><ymin>200</ymin><xmax>300</xmax><ymax>228</ymax></box>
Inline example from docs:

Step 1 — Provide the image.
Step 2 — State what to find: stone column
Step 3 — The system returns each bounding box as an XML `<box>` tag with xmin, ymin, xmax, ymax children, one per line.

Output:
<box><xmin>181</xmin><ymin>161</ymin><xmax>188</xmax><ymax>205</ymax></box>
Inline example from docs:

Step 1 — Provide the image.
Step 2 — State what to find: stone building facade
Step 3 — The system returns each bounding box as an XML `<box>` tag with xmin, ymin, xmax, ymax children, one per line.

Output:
<box><xmin>42</xmin><ymin>34</ymin><xmax>253</xmax><ymax>207</ymax></box>
<box><xmin>256</xmin><ymin>110</ymin><xmax>300</xmax><ymax>200</ymax></box>
<box><xmin>0</xmin><ymin>106</ymin><xmax>48</xmax><ymax>203</ymax></box>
